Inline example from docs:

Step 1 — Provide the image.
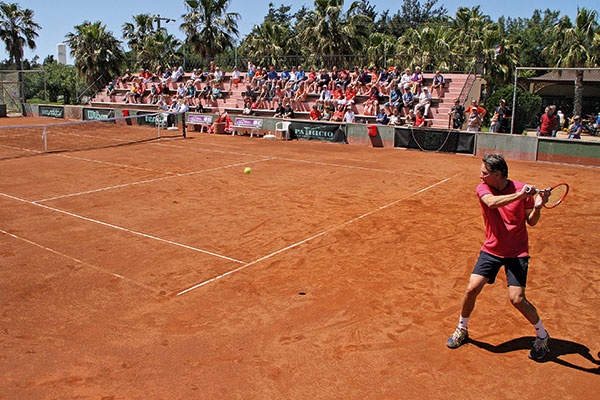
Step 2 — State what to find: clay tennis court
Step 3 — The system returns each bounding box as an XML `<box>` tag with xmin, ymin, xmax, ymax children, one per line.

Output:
<box><xmin>1</xmin><ymin>116</ymin><xmax>599</xmax><ymax>399</ymax></box>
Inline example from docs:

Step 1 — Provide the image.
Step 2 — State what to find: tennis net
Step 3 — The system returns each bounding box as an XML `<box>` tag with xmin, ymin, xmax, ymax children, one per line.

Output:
<box><xmin>0</xmin><ymin>113</ymin><xmax>181</xmax><ymax>160</ymax></box>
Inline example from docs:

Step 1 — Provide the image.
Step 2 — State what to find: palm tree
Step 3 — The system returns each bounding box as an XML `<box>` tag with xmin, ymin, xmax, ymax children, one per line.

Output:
<box><xmin>0</xmin><ymin>2</ymin><xmax>40</xmax><ymax>69</ymax></box>
<box><xmin>296</xmin><ymin>0</ymin><xmax>372</xmax><ymax>59</ymax></box>
<box><xmin>180</xmin><ymin>0</ymin><xmax>240</xmax><ymax>60</ymax></box>
<box><xmin>65</xmin><ymin>21</ymin><xmax>124</xmax><ymax>98</ymax></box>
<box><xmin>0</xmin><ymin>2</ymin><xmax>41</xmax><ymax>104</ymax></box>
<box><xmin>138</xmin><ymin>31</ymin><xmax>183</xmax><ymax>71</ymax></box>
<box><xmin>122</xmin><ymin>14</ymin><xmax>156</xmax><ymax>57</ymax></box>
<box><xmin>241</xmin><ymin>19</ymin><xmax>297</xmax><ymax>67</ymax></box>
<box><xmin>123</xmin><ymin>14</ymin><xmax>182</xmax><ymax>70</ymax></box>
<box><xmin>544</xmin><ymin>8</ymin><xmax>600</xmax><ymax>117</ymax></box>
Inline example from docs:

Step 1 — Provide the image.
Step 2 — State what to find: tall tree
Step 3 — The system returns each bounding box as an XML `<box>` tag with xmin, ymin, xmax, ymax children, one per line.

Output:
<box><xmin>180</xmin><ymin>0</ymin><xmax>240</xmax><ymax>59</ymax></box>
<box><xmin>380</xmin><ymin>0</ymin><xmax>447</xmax><ymax>37</ymax></box>
<box><xmin>122</xmin><ymin>14</ymin><xmax>156</xmax><ymax>56</ymax></box>
<box><xmin>544</xmin><ymin>8</ymin><xmax>600</xmax><ymax>117</ymax></box>
<box><xmin>502</xmin><ymin>9</ymin><xmax>561</xmax><ymax>68</ymax></box>
<box><xmin>65</xmin><ymin>21</ymin><xmax>124</xmax><ymax>97</ymax></box>
<box><xmin>123</xmin><ymin>14</ymin><xmax>182</xmax><ymax>70</ymax></box>
<box><xmin>296</xmin><ymin>0</ymin><xmax>371</xmax><ymax>56</ymax></box>
<box><xmin>0</xmin><ymin>2</ymin><xmax>40</xmax><ymax>69</ymax></box>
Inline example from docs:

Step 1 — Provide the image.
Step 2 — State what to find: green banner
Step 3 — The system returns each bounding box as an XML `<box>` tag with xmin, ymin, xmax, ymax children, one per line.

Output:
<box><xmin>82</xmin><ymin>107</ymin><xmax>115</xmax><ymax>121</ymax></box>
<box><xmin>39</xmin><ymin>105</ymin><xmax>64</xmax><ymax>118</ymax></box>
<box><xmin>289</xmin><ymin>121</ymin><xmax>346</xmax><ymax>143</ymax></box>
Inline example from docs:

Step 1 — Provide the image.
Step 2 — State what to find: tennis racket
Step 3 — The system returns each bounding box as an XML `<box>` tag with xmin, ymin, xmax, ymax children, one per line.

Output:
<box><xmin>526</xmin><ymin>182</ymin><xmax>569</xmax><ymax>209</ymax></box>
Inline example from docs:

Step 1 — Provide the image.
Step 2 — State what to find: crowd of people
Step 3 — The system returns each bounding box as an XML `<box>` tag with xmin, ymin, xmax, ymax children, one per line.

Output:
<box><xmin>237</xmin><ymin>62</ymin><xmax>446</xmax><ymax>126</ymax></box>
<box><xmin>105</xmin><ymin>64</ymin><xmax>598</xmax><ymax>137</ymax></box>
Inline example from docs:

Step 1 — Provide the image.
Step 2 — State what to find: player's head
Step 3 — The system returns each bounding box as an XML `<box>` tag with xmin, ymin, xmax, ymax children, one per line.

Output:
<box><xmin>482</xmin><ymin>153</ymin><xmax>508</xmax><ymax>178</ymax></box>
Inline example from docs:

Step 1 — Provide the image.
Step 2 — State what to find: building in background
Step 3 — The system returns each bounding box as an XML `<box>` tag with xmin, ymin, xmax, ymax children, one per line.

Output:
<box><xmin>57</xmin><ymin>43</ymin><xmax>67</xmax><ymax>65</ymax></box>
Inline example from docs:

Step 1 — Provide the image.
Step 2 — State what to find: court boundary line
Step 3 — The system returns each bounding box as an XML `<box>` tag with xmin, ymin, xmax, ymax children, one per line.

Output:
<box><xmin>1</xmin><ymin>228</ymin><xmax>162</xmax><ymax>294</ymax></box>
<box><xmin>0</xmin><ymin>191</ymin><xmax>246</xmax><ymax>265</ymax></box>
<box><xmin>176</xmin><ymin>175</ymin><xmax>456</xmax><ymax>296</ymax></box>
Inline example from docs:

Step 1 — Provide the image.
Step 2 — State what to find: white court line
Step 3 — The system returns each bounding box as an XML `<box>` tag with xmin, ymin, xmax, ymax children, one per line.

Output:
<box><xmin>1</xmin><ymin>228</ymin><xmax>162</xmax><ymax>294</ymax></box>
<box><xmin>35</xmin><ymin>158</ymin><xmax>273</xmax><ymax>203</ymax></box>
<box><xmin>176</xmin><ymin>176</ymin><xmax>455</xmax><ymax>296</ymax></box>
<box><xmin>0</xmin><ymin>192</ymin><xmax>246</xmax><ymax>265</ymax></box>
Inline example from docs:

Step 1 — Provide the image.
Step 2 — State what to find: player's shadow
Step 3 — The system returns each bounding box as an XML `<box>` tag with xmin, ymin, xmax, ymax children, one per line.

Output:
<box><xmin>469</xmin><ymin>336</ymin><xmax>600</xmax><ymax>374</ymax></box>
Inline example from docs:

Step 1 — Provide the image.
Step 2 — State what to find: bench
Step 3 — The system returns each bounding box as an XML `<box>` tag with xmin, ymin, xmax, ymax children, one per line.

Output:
<box><xmin>187</xmin><ymin>114</ymin><xmax>213</xmax><ymax>132</ymax></box>
<box><xmin>232</xmin><ymin>117</ymin><xmax>263</xmax><ymax>137</ymax></box>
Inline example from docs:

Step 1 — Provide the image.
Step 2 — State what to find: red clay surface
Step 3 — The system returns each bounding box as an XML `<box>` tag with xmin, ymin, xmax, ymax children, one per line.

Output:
<box><xmin>1</xmin><ymin>116</ymin><xmax>599</xmax><ymax>399</ymax></box>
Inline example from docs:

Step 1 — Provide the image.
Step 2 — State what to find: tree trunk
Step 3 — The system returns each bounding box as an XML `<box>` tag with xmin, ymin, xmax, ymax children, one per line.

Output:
<box><xmin>573</xmin><ymin>69</ymin><xmax>584</xmax><ymax>117</ymax></box>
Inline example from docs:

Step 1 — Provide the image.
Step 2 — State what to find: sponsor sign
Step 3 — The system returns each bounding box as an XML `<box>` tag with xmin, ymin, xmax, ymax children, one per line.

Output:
<box><xmin>82</xmin><ymin>107</ymin><xmax>115</xmax><ymax>121</ymax></box>
<box><xmin>288</xmin><ymin>121</ymin><xmax>346</xmax><ymax>143</ymax></box>
<box><xmin>39</xmin><ymin>105</ymin><xmax>64</xmax><ymax>118</ymax></box>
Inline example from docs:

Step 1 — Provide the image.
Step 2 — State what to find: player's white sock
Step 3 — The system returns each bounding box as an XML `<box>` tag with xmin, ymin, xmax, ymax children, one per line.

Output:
<box><xmin>534</xmin><ymin>319</ymin><xmax>547</xmax><ymax>339</ymax></box>
<box><xmin>458</xmin><ymin>316</ymin><xmax>469</xmax><ymax>330</ymax></box>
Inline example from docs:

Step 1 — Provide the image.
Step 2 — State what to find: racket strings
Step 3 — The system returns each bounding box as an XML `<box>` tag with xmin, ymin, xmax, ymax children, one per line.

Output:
<box><xmin>547</xmin><ymin>184</ymin><xmax>568</xmax><ymax>207</ymax></box>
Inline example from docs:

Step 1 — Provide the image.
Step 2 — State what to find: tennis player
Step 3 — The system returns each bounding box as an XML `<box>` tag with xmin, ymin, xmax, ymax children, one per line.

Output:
<box><xmin>446</xmin><ymin>153</ymin><xmax>551</xmax><ymax>360</ymax></box>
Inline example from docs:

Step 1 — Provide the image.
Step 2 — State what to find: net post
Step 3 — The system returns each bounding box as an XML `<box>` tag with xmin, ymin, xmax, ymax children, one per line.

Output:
<box><xmin>42</xmin><ymin>126</ymin><xmax>48</xmax><ymax>152</ymax></box>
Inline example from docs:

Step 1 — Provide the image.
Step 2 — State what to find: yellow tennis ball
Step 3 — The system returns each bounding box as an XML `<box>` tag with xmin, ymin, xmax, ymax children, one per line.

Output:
<box><xmin>244</xmin><ymin>167</ymin><xmax>252</xmax><ymax>174</ymax></box>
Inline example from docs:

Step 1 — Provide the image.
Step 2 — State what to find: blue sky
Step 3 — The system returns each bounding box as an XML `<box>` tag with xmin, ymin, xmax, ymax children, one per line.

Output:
<box><xmin>7</xmin><ymin>0</ymin><xmax>598</xmax><ymax>63</ymax></box>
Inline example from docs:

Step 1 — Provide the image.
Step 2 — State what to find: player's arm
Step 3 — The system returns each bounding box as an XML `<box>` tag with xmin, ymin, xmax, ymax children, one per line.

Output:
<box><xmin>480</xmin><ymin>186</ymin><xmax>529</xmax><ymax>209</ymax></box>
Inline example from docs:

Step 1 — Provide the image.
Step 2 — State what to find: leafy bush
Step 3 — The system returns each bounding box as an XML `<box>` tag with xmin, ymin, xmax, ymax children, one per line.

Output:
<box><xmin>485</xmin><ymin>86</ymin><xmax>541</xmax><ymax>134</ymax></box>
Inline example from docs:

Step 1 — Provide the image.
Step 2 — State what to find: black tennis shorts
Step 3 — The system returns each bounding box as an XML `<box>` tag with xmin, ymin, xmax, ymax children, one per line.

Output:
<box><xmin>472</xmin><ymin>250</ymin><xmax>529</xmax><ymax>287</ymax></box>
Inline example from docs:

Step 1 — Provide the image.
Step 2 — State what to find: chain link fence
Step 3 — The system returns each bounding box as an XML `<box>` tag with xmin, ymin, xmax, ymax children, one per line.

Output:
<box><xmin>510</xmin><ymin>67</ymin><xmax>600</xmax><ymax>137</ymax></box>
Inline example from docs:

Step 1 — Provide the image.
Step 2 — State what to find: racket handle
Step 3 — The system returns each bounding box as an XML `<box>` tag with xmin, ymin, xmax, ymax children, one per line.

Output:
<box><xmin>525</xmin><ymin>186</ymin><xmax>538</xmax><ymax>194</ymax></box>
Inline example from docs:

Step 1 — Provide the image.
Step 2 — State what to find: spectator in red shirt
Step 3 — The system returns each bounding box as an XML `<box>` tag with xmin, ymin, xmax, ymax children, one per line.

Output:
<box><xmin>537</xmin><ymin>105</ymin><xmax>558</xmax><ymax>137</ymax></box>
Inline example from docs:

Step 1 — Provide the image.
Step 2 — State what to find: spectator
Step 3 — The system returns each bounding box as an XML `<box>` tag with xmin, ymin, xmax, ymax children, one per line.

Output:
<box><xmin>212</xmin><ymin>66</ymin><xmax>224</xmax><ymax>89</ymax></box>
<box><xmin>242</xmin><ymin>97</ymin><xmax>255</xmax><ymax>116</ymax></box>
<box><xmin>273</xmin><ymin>101</ymin><xmax>286</xmax><ymax>118</ymax></box>
<box><xmin>291</xmin><ymin>80</ymin><xmax>308</xmax><ymax>111</ymax></box>
<box><xmin>283</xmin><ymin>103</ymin><xmax>295</xmax><ymax>119</ymax></box>
<box><xmin>230</xmin><ymin>66</ymin><xmax>242</xmax><ymax>90</ymax></box>
<box><xmin>295</xmin><ymin>65</ymin><xmax>306</xmax><ymax>82</ymax></box>
<box><xmin>405</xmin><ymin>109</ymin><xmax>416</xmax><ymax>126</ymax></box>
<box><xmin>414</xmin><ymin>109</ymin><xmax>426</xmax><ymax>127</ymax></box>
<box><xmin>567</xmin><ymin>115</ymin><xmax>582</xmax><ymax>139</ymax></box>
<box><xmin>267</xmin><ymin>65</ymin><xmax>279</xmax><ymax>84</ymax></box>
<box><xmin>490</xmin><ymin>99</ymin><xmax>508</xmax><ymax>133</ymax></box>
<box><xmin>430</xmin><ymin>70</ymin><xmax>445</xmax><ymax>95</ymax></box>
<box><xmin>309</xmin><ymin>104</ymin><xmax>322</xmax><ymax>121</ymax></box>
<box><xmin>242</xmin><ymin>84</ymin><xmax>257</xmax><ymax>102</ymax></box>
<box><xmin>376</xmin><ymin>107</ymin><xmax>389</xmax><ymax>125</ymax></box>
<box><xmin>171</xmin><ymin>66</ymin><xmax>185</xmax><ymax>83</ymax></box>
<box><xmin>245</xmin><ymin>61</ymin><xmax>256</xmax><ymax>84</ymax></box>
<box><xmin>322</xmin><ymin>106</ymin><xmax>333</xmax><ymax>121</ymax></box>
<box><xmin>384</xmin><ymin>82</ymin><xmax>402</xmax><ymax>115</ymax></box>
<box><xmin>400</xmin><ymin>68</ymin><xmax>412</xmax><ymax>89</ymax></box>
<box><xmin>467</xmin><ymin>108</ymin><xmax>482</xmax><ymax>132</ymax></box>
<box><xmin>363</xmin><ymin>85</ymin><xmax>380</xmax><ymax>116</ymax></box>
<box><xmin>414</xmin><ymin>87</ymin><xmax>432</xmax><ymax>117</ymax></box>
<box><xmin>402</xmin><ymin>85</ymin><xmax>416</xmax><ymax>116</ymax></box>
<box><xmin>410</xmin><ymin>66</ymin><xmax>424</xmax><ymax>94</ymax></box>
<box><xmin>343</xmin><ymin>83</ymin><xmax>357</xmax><ymax>108</ymax></box>
<box><xmin>280</xmin><ymin>67</ymin><xmax>291</xmax><ymax>84</ymax></box>
<box><xmin>316</xmin><ymin>69</ymin><xmax>331</xmax><ymax>92</ymax></box>
<box><xmin>343</xmin><ymin>105</ymin><xmax>356</xmax><ymax>123</ymax></box>
<box><xmin>332</xmin><ymin>83</ymin><xmax>345</xmax><ymax>106</ymax></box>
<box><xmin>118</xmin><ymin>69</ymin><xmax>134</xmax><ymax>87</ymax></box>
<box><xmin>140</xmin><ymin>68</ymin><xmax>154</xmax><ymax>84</ymax></box>
<box><xmin>105</xmin><ymin>81</ymin><xmax>116</xmax><ymax>97</ymax></box>
<box><xmin>465</xmin><ymin>100</ymin><xmax>487</xmax><ymax>119</ymax></box>
<box><xmin>449</xmin><ymin>99</ymin><xmax>465</xmax><ymax>129</ymax></box>
<box><xmin>537</xmin><ymin>105</ymin><xmax>558</xmax><ymax>137</ymax></box>
<box><xmin>331</xmin><ymin>104</ymin><xmax>346</xmax><ymax>122</ymax></box>
<box><xmin>389</xmin><ymin>107</ymin><xmax>402</xmax><ymax>125</ymax></box>
<box><xmin>556</xmin><ymin>110</ymin><xmax>566</xmax><ymax>131</ymax></box>
<box><xmin>316</xmin><ymin>84</ymin><xmax>333</xmax><ymax>110</ymax></box>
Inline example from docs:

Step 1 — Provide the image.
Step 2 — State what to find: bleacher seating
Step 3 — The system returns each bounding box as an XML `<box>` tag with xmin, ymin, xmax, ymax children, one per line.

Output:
<box><xmin>91</xmin><ymin>69</ymin><xmax>468</xmax><ymax>129</ymax></box>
